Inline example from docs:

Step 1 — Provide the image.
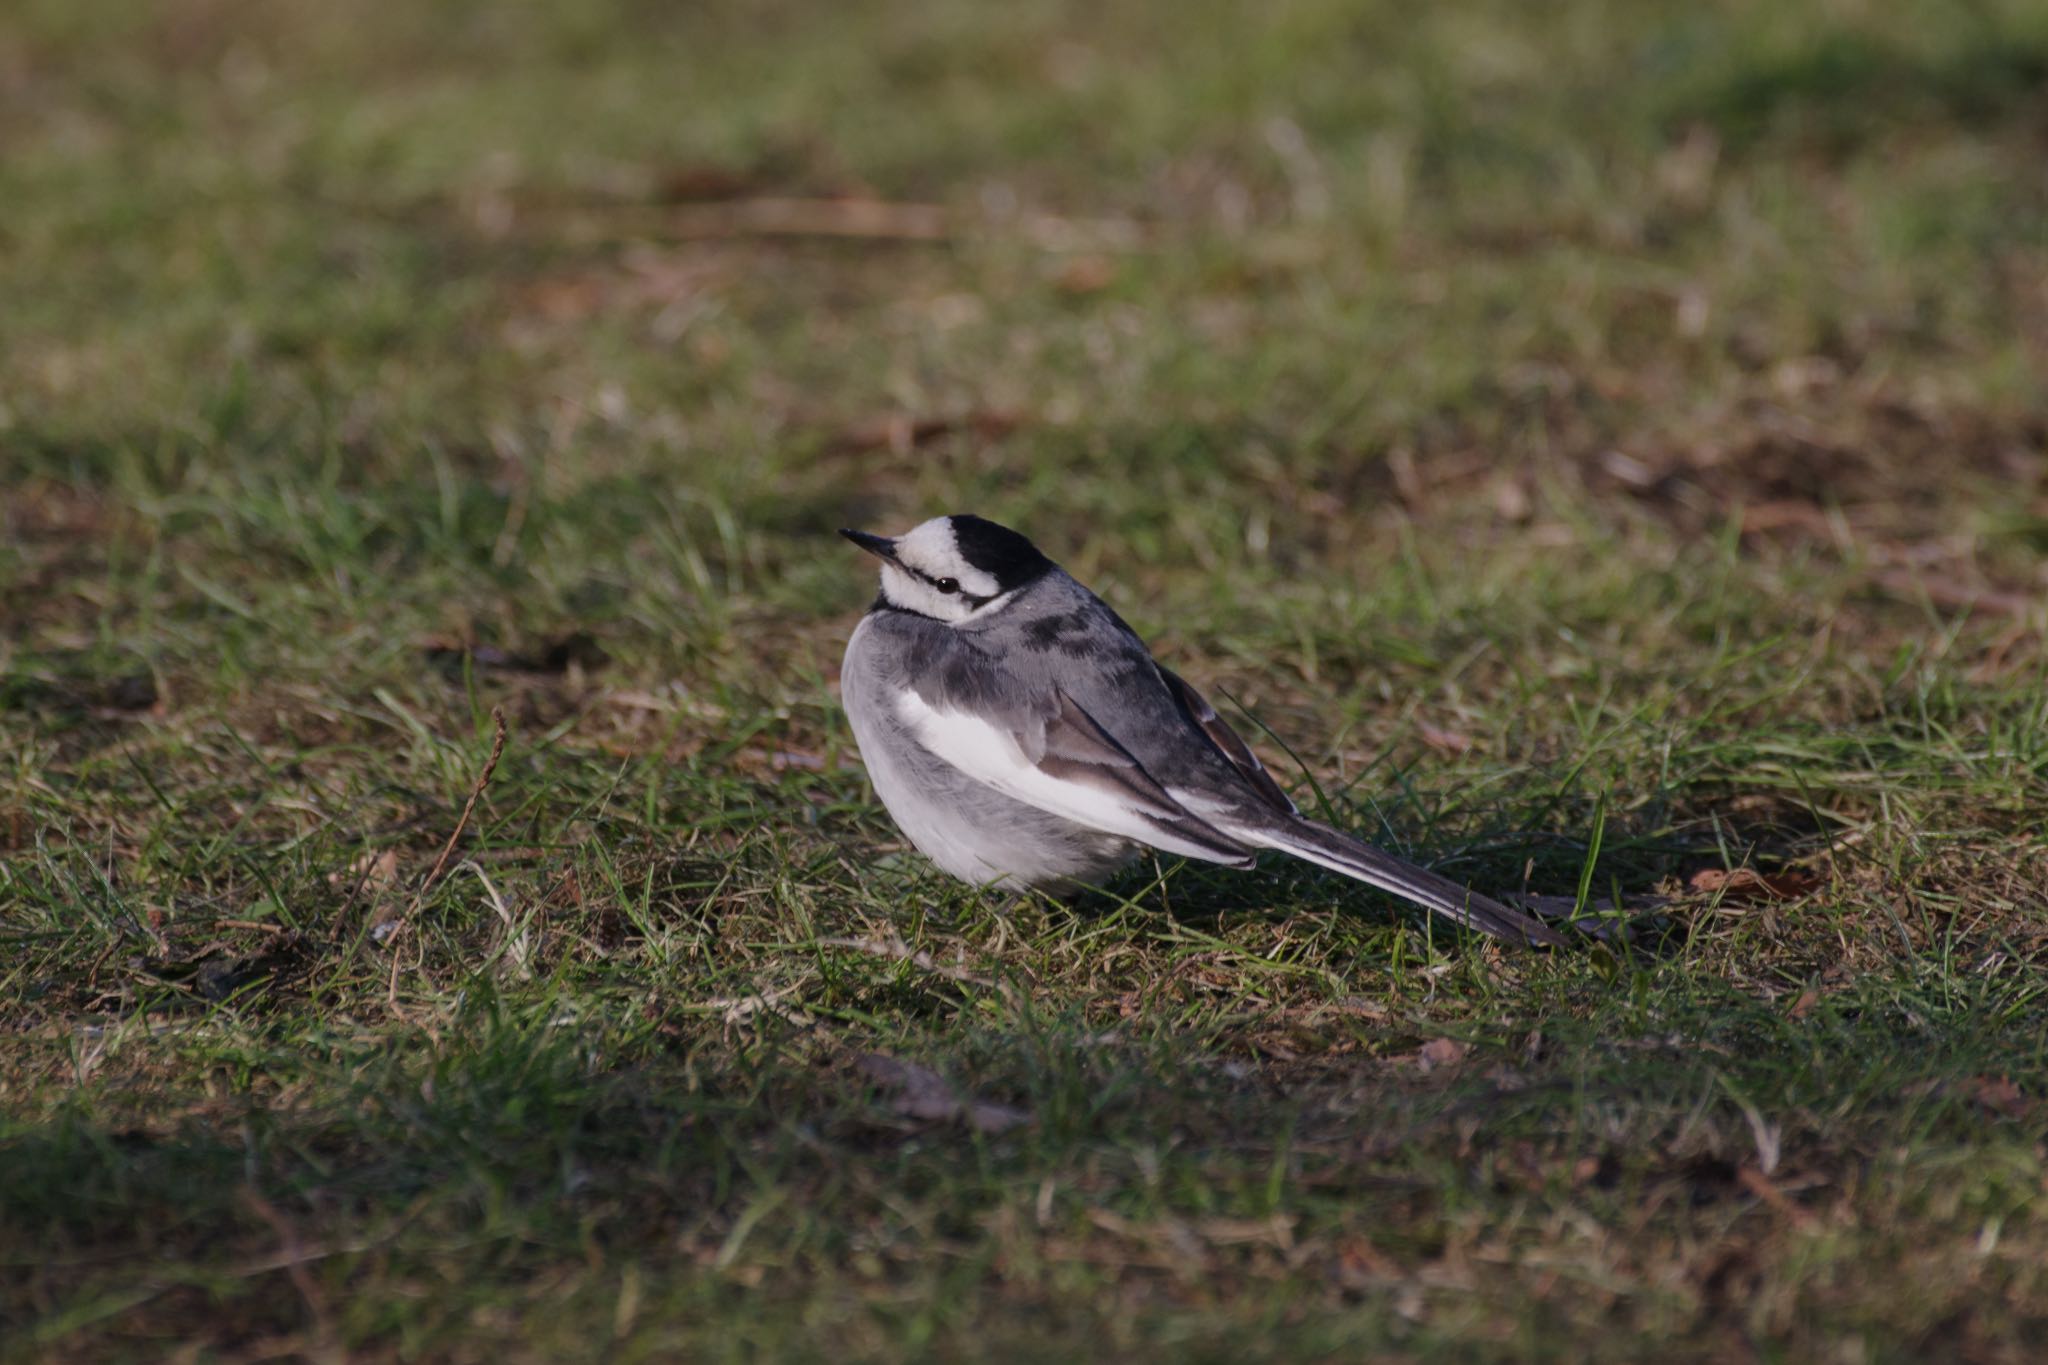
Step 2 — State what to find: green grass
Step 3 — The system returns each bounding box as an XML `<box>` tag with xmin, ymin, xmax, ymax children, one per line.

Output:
<box><xmin>4</xmin><ymin>0</ymin><xmax>2047</xmax><ymax>1359</ymax></box>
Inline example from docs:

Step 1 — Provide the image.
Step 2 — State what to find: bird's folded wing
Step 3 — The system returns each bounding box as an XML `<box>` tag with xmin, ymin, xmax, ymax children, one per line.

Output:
<box><xmin>901</xmin><ymin>649</ymin><xmax>1253</xmax><ymax>867</ymax></box>
<box><xmin>1155</xmin><ymin>666</ymin><xmax>1298</xmax><ymax>816</ymax></box>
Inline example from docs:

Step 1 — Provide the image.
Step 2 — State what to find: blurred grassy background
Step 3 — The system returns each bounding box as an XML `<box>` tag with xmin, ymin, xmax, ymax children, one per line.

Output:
<box><xmin>4</xmin><ymin>0</ymin><xmax>2047</xmax><ymax>1360</ymax></box>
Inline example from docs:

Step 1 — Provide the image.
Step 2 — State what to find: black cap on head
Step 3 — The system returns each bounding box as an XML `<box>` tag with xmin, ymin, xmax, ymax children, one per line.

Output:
<box><xmin>948</xmin><ymin>514</ymin><xmax>1053</xmax><ymax>591</ymax></box>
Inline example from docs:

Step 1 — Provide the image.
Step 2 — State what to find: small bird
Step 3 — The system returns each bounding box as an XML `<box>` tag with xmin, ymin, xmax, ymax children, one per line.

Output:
<box><xmin>838</xmin><ymin>514</ymin><xmax>1565</xmax><ymax>947</ymax></box>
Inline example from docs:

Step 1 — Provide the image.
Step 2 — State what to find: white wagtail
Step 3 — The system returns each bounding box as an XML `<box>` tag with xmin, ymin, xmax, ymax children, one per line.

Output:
<box><xmin>838</xmin><ymin>514</ymin><xmax>1565</xmax><ymax>947</ymax></box>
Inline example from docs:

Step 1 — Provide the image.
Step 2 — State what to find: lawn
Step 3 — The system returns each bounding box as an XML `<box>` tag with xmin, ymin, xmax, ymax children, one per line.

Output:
<box><xmin>4</xmin><ymin>0</ymin><xmax>2047</xmax><ymax>1360</ymax></box>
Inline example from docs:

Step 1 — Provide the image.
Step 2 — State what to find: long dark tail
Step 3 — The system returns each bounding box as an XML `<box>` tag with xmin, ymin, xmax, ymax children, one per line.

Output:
<box><xmin>1248</xmin><ymin>817</ymin><xmax>1567</xmax><ymax>947</ymax></box>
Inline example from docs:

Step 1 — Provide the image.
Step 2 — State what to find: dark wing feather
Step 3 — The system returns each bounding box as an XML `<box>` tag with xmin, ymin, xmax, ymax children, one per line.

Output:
<box><xmin>1156</xmin><ymin>666</ymin><xmax>1298</xmax><ymax>816</ymax></box>
<box><xmin>1036</xmin><ymin>691</ymin><xmax>1255</xmax><ymax>865</ymax></box>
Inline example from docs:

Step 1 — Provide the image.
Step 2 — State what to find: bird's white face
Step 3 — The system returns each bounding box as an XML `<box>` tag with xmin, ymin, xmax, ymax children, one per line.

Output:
<box><xmin>873</xmin><ymin>518</ymin><xmax>1005</xmax><ymax>623</ymax></box>
<box><xmin>843</xmin><ymin>513</ymin><xmax>1055</xmax><ymax>625</ymax></box>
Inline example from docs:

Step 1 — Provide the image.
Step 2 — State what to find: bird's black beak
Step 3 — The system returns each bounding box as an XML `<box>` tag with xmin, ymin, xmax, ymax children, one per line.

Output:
<box><xmin>839</xmin><ymin>528</ymin><xmax>898</xmax><ymax>562</ymax></box>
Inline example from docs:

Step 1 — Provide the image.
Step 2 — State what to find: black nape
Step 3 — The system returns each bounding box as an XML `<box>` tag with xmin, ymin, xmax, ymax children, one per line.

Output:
<box><xmin>948</xmin><ymin>514</ymin><xmax>1053</xmax><ymax>590</ymax></box>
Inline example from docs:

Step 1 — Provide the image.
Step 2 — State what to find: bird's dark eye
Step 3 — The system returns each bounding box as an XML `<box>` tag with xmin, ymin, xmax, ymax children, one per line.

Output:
<box><xmin>934</xmin><ymin>577</ymin><xmax>960</xmax><ymax>595</ymax></box>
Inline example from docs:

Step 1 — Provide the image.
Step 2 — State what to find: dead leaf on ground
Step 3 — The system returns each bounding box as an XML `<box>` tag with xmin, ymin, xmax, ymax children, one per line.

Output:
<box><xmin>855</xmin><ymin>1052</ymin><xmax>1032</xmax><ymax>1134</ymax></box>
<box><xmin>671</xmin><ymin>196</ymin><xmax>952</xmax><ymax>240</ymax></box>
<box><xmin>1334</xmin><ymin>1237</ymin><xmax>1401</xmax><ymax>1291</ymax></box>
<box><xmin>420</xmin><ymin>633</ymin><xmax>608</xmax><ymax>677</ymax></box>
<box><xmin>1689</xmin><ymin>867</ymin><xmax>1821</xmax><ymax>902</ymax></box>
<box><xmin>1738</xmin><ymin>500</ymin><xmax>1838</xmax><ymax>537</ymax></box>
<box><xmin>1970</xmin><ymin>1075</ymin><xmax>2029</xmax><ymax>1119</ymax></box>
<box><xmin>826</xmin><ymin>410</ymin><xmax>1023</xmax><ymax>456</ymax></box>
<box><xmin>1413</xmin><ymin>1038</ymin><xmax>1470</xmax><ymax>1073</ymax></box>
<box><xmin>1053</xmin><ymin>254</ymin><xmax>1118</xmax><ymax>294</ymax></box>
<box><xmin>1193</xmin><ymin>1214</ymin><xmax>1295</xmax><ymax>1249</ymax></box>
<box><xmin>327</xmin><ymin>849</ymin><xmax>399</xmax><ymax>892</ymax></box>
<box><xmin>544</xmin><ymin>867</ymin><xmax>585</xmax><ymax>911</ymax></box>
<box><xmin>1417</xmin><ymin>722</ymin><xmax>1475</xmax><ymax>755</ymax></box>
<box><xmin>519</xmin><ymin>275</ymin><xmax>609</xmax><ymax>324</ymax></box>
<box><xmin>654</xmin><ymin>163</ymin><xmax>769</xmax><ymax>203</ymax></box>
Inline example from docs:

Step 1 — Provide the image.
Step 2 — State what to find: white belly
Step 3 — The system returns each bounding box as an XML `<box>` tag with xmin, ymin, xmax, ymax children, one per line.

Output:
<box><xmin>851</xmin><ymin>702</ymin><xmax>1137</xmax><ymax>890</ymax></box>
<box><xmin>841</xmin><ymin>620</ymin><xmax>1136</xmax><ymax>890</ymax></box>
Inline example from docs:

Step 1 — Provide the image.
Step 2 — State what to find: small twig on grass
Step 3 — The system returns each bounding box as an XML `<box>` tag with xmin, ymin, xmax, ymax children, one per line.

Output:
<box><xmin>685</xmin><ymin>980</ymin><xmax>815</xmax><ymax>1028</ymax></box>
<box><xmin>400</xmin><ymin>706</ymin><xmax>508</xmax><ymax>926</ymax></box>
<box><xmin>84</xmin><ymin>934</ymin><xmax>121</xmax><ymax>989</ymax></box>
<box><xmin>385</xmin><ymin>942</ymin><xmax>402</xmax><ymax>1017</ymax></box>
<box><xmin>1738</xmin><ymin>1167</ymin><xmax>1819</xmax><ymax>1230</ymax></box>
<box><xmin>1873</xmin><ymin>566</ymin><xmax>2037</xmax><ymax>620</ymax></box>
<box><xmin>384</xmin><ymin>707</ymin><xmax>507</xmax><ymax>1020</ymax></box>
<box><xmin>240</xmin><ymin>1187</ymin><xmax>334</xmax><ymax>1339</ymax></box>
